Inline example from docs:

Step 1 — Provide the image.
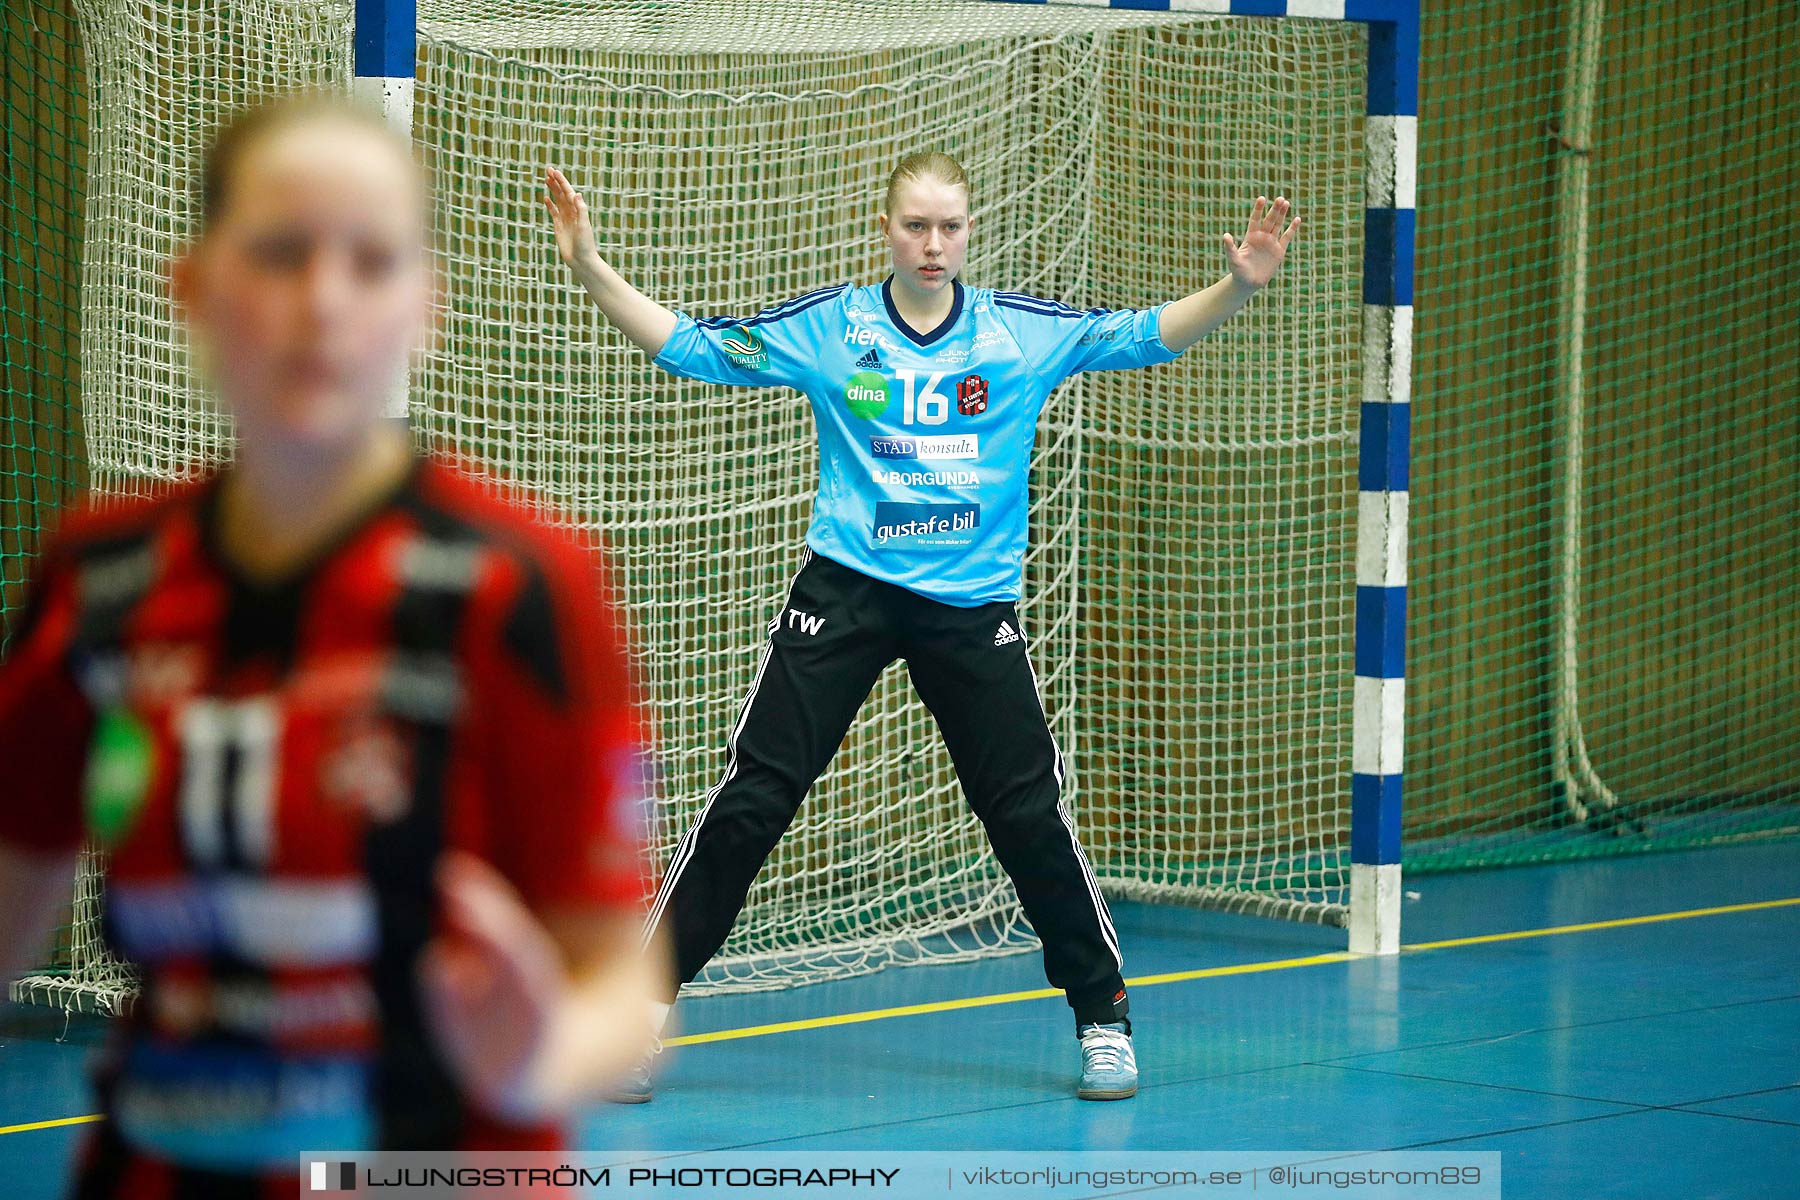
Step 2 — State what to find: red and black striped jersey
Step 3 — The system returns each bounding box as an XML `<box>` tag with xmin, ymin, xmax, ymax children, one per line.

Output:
<box><xmin>0</xmin><ymin>456</ymin><xmax>648</xmax><ymax>1184</ymax></box>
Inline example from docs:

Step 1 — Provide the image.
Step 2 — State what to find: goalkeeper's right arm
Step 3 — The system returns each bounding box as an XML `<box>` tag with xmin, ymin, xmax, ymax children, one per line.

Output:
<box><xmin>545</xmin><ymin>167</ymin><xmax>678</xmax><ymax>358</ymax></box>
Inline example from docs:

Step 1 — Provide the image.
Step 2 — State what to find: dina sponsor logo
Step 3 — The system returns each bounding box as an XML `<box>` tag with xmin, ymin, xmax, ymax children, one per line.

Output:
<box><xmin>871</xmin><ymin>468</ymin><xmax>979</xmax><ymax>487</ymax></box>
<box><xmin>843</xmin><ymin>371</ymin><xmax>892</xmax><ymax>419</ymax></box>
<box><xmin>721</xmin><ymin>326</ymin><xmax>769</xmax><ymax>370</ymax></box>
<box><xmin>871</xmin><ymin>502</ymin><xmax>980</xmax><ymax>545</ymax></box>
<box><xmin>868</xmin><ymin>434</ymin><xmax>978</xmax><ymax>461</ymax></box>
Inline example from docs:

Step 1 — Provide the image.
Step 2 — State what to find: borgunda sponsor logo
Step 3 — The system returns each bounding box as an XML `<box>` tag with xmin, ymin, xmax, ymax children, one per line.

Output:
<box><xmin>872</xmin><ymin>468</ymin><xmax>979</xmax><ymax>487</ymax></box>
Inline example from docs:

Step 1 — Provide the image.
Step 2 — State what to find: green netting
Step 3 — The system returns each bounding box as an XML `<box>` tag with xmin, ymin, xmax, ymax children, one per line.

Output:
<box><xmin>3</xmin><ymin>1</ymin><xmax>114</xmax><ymax>1008</ymax></box>
<box><xmin>1406</xmin><ymin>0</ymin><xmax>1799</xmax><ymax>868</ymax></box>
<box><xmin>3</xmin><ymin>4</ymin><xmax>86</xmax><ymax>622</ymax></box>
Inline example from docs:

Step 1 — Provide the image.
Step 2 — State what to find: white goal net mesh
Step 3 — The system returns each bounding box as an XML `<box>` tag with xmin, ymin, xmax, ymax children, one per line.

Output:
<box><xmin>35</xmin><ymin>0</ymin><xmax>1363</xmax><ymax>1007</ymax></box>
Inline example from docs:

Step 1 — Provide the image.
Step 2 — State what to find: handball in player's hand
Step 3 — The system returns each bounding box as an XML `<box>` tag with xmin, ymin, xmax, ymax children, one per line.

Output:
<box><xmin>544</xmin><ymin>167</ymin><xmax>600</xmax><ymax>271</ymax></box>
<box><xmin>1222</xmin><ymin>195</ymin><xmax>1300</xmax><ymax>290</ymax></box>
<box><xmin>419</xmin><ymin>850</ymin><xmax>563</xmax><ymax>1120</ymax></box>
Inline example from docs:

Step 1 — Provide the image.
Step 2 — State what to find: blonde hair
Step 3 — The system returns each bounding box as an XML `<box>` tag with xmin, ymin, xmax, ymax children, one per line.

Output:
<box><xmin>200</xmin><ymin>91</ymin><xmax>425</xmax><ymax>231</ymax></box>
<box><xmin>884</xmin><ymin>151</ymin><xmax>971</xmax><ymax>217</ymax></box>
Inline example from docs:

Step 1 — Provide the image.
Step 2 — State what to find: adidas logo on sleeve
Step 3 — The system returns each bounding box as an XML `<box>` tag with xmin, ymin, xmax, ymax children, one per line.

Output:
<box><xmin>993</xmin><ymin>620</ymin><xmax>1023</xmax><ymax>646</ymax></box>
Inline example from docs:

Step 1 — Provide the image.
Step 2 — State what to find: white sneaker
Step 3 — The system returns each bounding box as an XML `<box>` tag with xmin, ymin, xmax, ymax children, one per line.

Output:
<box><xmin>607</xmin><ymin>1037</ymin><xmax>662</xmax><ymax>1104</ymax></box>
<box><xmin>1077</xmin><ymin>1022</ymin><xmax>1137</xmax><ymax>1100</ymax></box>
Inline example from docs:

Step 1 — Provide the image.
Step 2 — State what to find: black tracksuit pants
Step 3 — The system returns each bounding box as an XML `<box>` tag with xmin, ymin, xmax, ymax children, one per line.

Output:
<box><xmin>644</xmin><ymin>550</ymin><xmax>1129</xmax><ymax>1028</ymax></box>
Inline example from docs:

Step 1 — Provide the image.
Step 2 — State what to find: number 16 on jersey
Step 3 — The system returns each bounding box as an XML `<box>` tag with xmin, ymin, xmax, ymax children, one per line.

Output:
<box><xmin>896</xmin><ymin>369</ymin><xmax>951</xmax><ymax>426</ymax></box>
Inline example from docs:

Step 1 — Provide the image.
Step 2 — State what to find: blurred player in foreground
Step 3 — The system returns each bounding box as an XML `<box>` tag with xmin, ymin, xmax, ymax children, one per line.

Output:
<box><xmin>0</xmin><ymin>93</ymin><xmax>663</xmax><ymax>1195</ymax></box>
<box><xmin>546</xmin><ymin>152</ymin><xmax>1297</xmax><ymax>1102</ymax></box>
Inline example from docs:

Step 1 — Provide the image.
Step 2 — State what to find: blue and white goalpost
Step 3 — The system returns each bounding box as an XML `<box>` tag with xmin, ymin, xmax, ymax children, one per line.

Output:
<box><xmin>1347</xmin><ymin>0</ymin><xmax>1416</xmax><ymax>957</ymax></box>
<box><xmin>354</xmin><ymin>0</ymin><xmax>418</xmax><ymax>422</ymax></box>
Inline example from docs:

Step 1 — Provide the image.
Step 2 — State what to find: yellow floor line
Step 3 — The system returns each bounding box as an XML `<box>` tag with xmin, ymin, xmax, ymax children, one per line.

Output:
<box><xmin>6</xmin><ymin>894</ymin><xmax>1795</xmax><ymax>1134</ymax></box>
<box><xmin>0</xmin><ymin>1114</ymin><xmax>104</xmax><ymax>1136</ymax></box>
<box><xmin>1401</xmin><ymin>896</ymin><xmax>1800</xmax><ymax>951</ymax></box>
<box><xmin>671</xmin><ymin>951</ymin><xmax>1364</xmax><ymax>1047</ymax></box>
<box><xmin>668</xmin><ymin>985</ymin><xmax>1064</xmax><ymax>1046</ymax></box>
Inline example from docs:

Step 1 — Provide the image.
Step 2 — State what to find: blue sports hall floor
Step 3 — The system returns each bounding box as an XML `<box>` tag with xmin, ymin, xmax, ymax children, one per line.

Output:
<box><xmin>3</xmin><ymin>840</ymin><xmax>1796</xmax><ymax>1199</ymax></box>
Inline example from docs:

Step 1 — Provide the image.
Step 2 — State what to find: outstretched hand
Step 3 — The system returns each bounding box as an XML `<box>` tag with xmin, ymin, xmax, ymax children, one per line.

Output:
<box><xmin>1222</xmin><ymin>196</ymin><xmax>1300</xmax><ymax>291</ymax></box>
<box><xmin>418</xmin><ymin>850</ymin><xmax>563</xmax><ymax>1120</ymax></box>
<box><xmin>545</xmin><ymin>167</ymin><xmax>600</xmax><ymax>272</ymax></box>
<box><xmin>540</xmin><ymin>166</ymin><xmax>678</xmax><ymax>355</ymax></box>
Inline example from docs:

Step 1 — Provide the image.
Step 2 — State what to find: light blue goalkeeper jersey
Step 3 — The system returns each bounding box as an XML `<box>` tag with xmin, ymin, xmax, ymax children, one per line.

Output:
<box><xmin>653</xmin><ymin>278</ymin><xmax>1180</xmax><ymax>606</ymax></box>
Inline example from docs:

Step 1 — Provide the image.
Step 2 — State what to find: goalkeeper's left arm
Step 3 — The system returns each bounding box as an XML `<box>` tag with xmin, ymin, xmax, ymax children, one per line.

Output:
<box><xmin>1158</xmin><ymin>195</ymin><xmax>1300</xmax><ymax>352</ymax></box>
